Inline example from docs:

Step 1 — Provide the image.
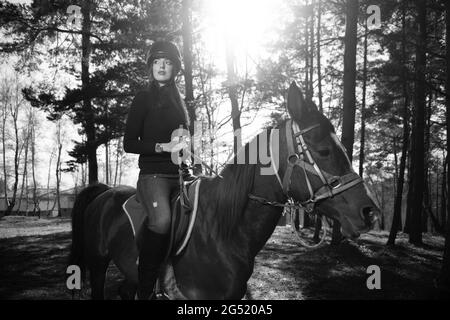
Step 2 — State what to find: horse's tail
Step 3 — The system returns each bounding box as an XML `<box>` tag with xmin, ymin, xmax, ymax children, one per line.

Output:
<box><xmin>69</xmin><ymin>183</ymin><xmax>110</xmax><ymax>278</ymax></box>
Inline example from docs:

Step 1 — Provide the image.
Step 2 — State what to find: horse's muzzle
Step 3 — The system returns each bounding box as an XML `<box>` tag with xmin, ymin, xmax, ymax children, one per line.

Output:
<box><xmin>361</xmin><ymin>206</ymin><xmax>379</xmax><ymax>230</ymax></box>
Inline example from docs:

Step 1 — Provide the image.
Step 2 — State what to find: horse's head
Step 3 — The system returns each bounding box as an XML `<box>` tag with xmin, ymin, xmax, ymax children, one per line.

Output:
<box><xmin>274</xmin><ymin>81</ymin><xmax>379</xmax><ymax>238</ymax></box>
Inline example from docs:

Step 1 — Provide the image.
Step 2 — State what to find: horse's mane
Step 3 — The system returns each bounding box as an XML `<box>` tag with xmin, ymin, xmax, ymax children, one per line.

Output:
<box><xmin>212</xmin><ymin>138</ymin><xmax>259</xmax><ymax>240</ymax></box>
<box><xmin>208</xmin><ymin>112</ymin><xmax>333</xmax><ymax>241</ymax></box>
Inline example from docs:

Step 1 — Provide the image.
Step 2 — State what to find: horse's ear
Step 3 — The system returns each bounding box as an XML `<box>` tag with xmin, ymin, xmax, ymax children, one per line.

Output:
<box><xmin>287</xmin><ymin>81</ymin><xmax>310</xmax><ymax>120</ymax></box>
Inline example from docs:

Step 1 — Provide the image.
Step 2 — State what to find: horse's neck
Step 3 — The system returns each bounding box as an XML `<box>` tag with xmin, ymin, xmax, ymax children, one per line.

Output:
<box><xmin>201</xmin><ymin>169</ymin><xmax>284</xmax><ymax>256</ymax></box>
<box><xmin>172</xmin><ymin>169</ymin><xmax>284</xmax><ymax>299</ymax></box>
<box><xmin>212</xmin><ymin>167</ymin><xmax>285</xmax><ymax>255</ymax></box>
<box><xmin>243</xmin><ymin>171</ymin><xmax>286</xmax><ymax>256</ymax></box>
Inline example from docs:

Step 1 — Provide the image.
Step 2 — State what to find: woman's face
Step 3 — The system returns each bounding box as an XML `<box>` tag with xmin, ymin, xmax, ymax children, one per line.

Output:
<box><xmin>151</xmin><ymin>57</ymin><xmax>174</xmax><ymax>85</ymax></box>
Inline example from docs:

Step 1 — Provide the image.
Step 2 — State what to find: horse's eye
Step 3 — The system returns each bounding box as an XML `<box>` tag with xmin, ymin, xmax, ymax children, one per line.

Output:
<box><xmin>318</xmin><ymin>149</ymin><xmax>330</xmax><ymax>157</ymax></box>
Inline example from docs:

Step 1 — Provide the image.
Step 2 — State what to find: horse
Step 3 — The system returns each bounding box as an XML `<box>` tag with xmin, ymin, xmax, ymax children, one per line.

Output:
<box><xmin>69</xmin><ymin>82</ymin><xmax>379</xmax><ymax>300</ymax></box>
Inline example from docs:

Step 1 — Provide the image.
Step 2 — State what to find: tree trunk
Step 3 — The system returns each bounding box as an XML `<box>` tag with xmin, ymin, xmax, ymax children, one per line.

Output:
<box><xmin>423</xmin><ymin>91</ymin><xmax>433</xmax><ymax>233</ymax></box>
<box><xmin>436</xmin><ymin>164</ymin><xmax>439</xmax><ymax>228</ymax></box>
<box><xmin>104</xmin><ymin>104</ymin><xmax>109</xmax><ymax>185</ymax></box>
<box><xmin>308</xmin><ymin>0</ymin><xmax>315</xmax><ymax>100</ymax></box>
<box><xmin>2</xmin><ymin>93</ymin><xmax>8</xmax><ymax>218</ymax></box>
<box><xmin>304</xmin><ymin>4</ymin><xmax>309</xmax><ymax>95</ymax></box>
<box><xmin>380</xmin><ymin>183</ymin><xmax>385</xmax><ymax>230</ymax></box>
<box><xmin>182</xmin><ymin>0</ymin><xmax>201</xmax><ymax>175</ymax></box>
<box><xmin>359</xmin><ymin>20</ymin><xmax>368</xmax><ymax>177</ymax></box>
<box><xmin>404</xmin><ymin>150</ymin><xmax>414</xmax><ymax>234</ymax></box>
<box><xmin>17</xmin><ymin>115</ymin><xmax>31</xmax><ymax>215</ymax></box>
<box><xmin>6</xmin><ymin>91</ymin><xmax>20</xmax><ymax>216</ymax></box>
<box><xmin>438</xmin><ymin>0</ymin><xmax>450</xmax><ymax>295</ymax></box>
<box><xmin>56</xmin><ymin>121</ymin><xmax>62</xmax><ymax>217</ymax></box>
<box><xmin>105</xmin><ymin>140</ymin><xmax>109</xmax><ymax>185</ymax></box>
<box><xmin>81</xmin><ymin>0</ymin><xmax>98</xmax><ymax>184</ymax></box>
<box><xmin>182</xmin><ymin>0</ymin><xmax>195</xmax><ymax>127</ymax></box>
<box><xmin>113</xmin><ymin>138</ymin><xmax>121</xmax><ymax>187</ymax></box>
<box><xmin>81</xmin><ymin>149</ymin><xmax>87</xmax><ymax>187</ymax></box>
<box><xmin>118</xmin><ymin>155</ymin><xmax>123</xmax><ymax>186</ymax></box>
<box><xmin>46</xmin><ymin>150</ymin><xmax>54</xmax><ymax>213</ymax></box>
<box><xmin>332</xmin><ymin>0</ymin><xmax>358</xmax><ymax>244</ymax></box>
<box><xmin>316</xmin><ymin>0</ymin><xmax>323</xmax><ymax>112</ymax></box>
<box><xmin>30</xmin><ymin>110</ymin><xmax>38</xmax><ymax>216</ymax></box>
<box><xmin>389</xmin><ymin>0</ymin><xmax>410</xmax><ymax>246</ymax></box>
<box><xmin>225</xmin><ymin>38</ymin><xmax>242</xmax><ymax>156</ymax></box>
<box><xmin>24</xmin><ymin>161</ymin><xmax>29</xmax><ymax>215</ymax></box>
<box><xmin>409</xmin><ymin>0</ymin><xmax>427</xmax><ymax>245</ymax></box>
<box><xmin>393</xmin><ymin>137</ymin><xmax>398</xmax><ymax>196</ymax></box>
<box><xmin>442</xmin><ymin>153</ymin><xmax>447</xmax><ymax>231</ymax></box>
<box><xmin>388</xmin><ymin>94</ymin><xmax>409</xmax><ymax>241</ymax></box>
<box><xmin>341</xmin><ymin>0</ymin><xmax>358</xmax><ymax>162</ymax></box>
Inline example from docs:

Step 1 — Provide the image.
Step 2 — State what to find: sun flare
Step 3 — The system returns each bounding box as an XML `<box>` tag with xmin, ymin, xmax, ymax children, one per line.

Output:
<box><xmin>201</xmin><ymin>0</ymin><xmax>283</xmax><ymax>67</ymax></box>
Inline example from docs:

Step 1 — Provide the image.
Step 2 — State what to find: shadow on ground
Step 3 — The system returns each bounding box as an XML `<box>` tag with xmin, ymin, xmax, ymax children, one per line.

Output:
<box><xmin>247</xmin><ymin>228</ymin><xmax>444</xmax><ymax>299</ymax></box>
<box><xmin>0</xmin><ymin>217</ymin><xmax>445</xmax><ymax>300</ymax></box>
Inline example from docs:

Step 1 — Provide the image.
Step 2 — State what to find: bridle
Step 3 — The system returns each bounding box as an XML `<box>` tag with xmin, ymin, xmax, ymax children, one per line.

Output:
<box><xmin>249</xmin><ymin>119</ymin><xmax>363</xmax><ymax>213</ymax></box>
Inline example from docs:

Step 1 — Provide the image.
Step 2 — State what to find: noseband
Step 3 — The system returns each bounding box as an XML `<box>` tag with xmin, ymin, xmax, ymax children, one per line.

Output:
<box><xmin>249</xmin><ymin>119</ymin><xmax>363</xmax><ymax>212</ymax></box>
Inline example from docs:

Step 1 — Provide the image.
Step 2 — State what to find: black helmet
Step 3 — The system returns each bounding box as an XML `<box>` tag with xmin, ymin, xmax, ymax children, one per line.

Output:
<box><xmin>146</xmin><ymin>40</ymin><xmax>182</xmax><ymax>73</ymax></box>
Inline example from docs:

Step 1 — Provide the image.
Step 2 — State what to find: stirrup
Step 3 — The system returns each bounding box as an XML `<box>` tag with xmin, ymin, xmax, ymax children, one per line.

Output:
<box><xmin>155</xmin><ymin>291</ymin><xmax>170</xmax><ymax>300</ymax></box>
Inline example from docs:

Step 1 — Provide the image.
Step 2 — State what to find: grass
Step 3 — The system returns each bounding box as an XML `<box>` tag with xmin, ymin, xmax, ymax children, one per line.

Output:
<box><xmin>0</xmin><ymin>216</ymin><xmax>445</xmax><ymax>300</ymax></box>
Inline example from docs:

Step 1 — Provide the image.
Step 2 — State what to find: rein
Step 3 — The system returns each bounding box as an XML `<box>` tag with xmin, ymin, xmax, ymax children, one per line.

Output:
<box><xmin>249</xmin><ymin>119</ymin><xmax>363</xmax><ymax>213</ymax></box>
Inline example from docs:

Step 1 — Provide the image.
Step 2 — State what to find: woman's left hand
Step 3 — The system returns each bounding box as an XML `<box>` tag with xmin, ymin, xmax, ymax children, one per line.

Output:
<box><xmin>163</xmin><ymin>139</ymin><xmax>189</xmax><ymax>153</ymax></box>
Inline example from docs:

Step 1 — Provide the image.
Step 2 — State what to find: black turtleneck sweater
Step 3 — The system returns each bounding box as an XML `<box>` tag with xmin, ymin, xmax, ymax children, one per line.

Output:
<box><xmin>124</xmin><ymin>83</ymin><xmax>188</xmax><ymax>174</ymax></box>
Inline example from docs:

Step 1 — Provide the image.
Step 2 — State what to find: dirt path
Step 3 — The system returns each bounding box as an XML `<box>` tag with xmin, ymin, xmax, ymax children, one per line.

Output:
<box><xmin>0</xmin><ymin>216</ymin><xmax>445</xmax><ymax>300</ymax></box>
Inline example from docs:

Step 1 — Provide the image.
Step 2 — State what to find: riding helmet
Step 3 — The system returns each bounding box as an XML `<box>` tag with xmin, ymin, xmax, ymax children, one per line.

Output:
<box><xmin>146</xmin><ymin>40</ymin><xmax>182</xmax><ymax>74</ymax></box>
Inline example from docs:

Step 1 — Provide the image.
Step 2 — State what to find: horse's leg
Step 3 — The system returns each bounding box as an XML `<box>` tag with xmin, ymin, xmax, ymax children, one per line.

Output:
<box><xmin>119</xmin><ymin>279</ymin><xmax>138</xmax><ymax>300</ymax></box>
<box><xmin>110</xmin><ymin>234</ymin><xmax>139</xmax><ymax>300</ymax></box>
<box><xmin>116</xmin><ymin>259</ymin><xmax>138</xmax><ymax>300</ymax></box>
<box><xmin>88</xmin><ymin>258</ymin><xmax>110</xmax><ymax>300</ymax></box>
<box><xmin>108</xmin><ymin>214</ymin><xmax>139</xmax><ymax>300</ymax></box>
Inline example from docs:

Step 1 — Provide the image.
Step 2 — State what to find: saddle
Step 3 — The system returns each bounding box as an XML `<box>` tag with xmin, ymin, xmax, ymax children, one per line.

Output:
<box><xmin>122</xmin><ymin>176</ymin><xmax>202</xmax><ymax>257</ymax></box>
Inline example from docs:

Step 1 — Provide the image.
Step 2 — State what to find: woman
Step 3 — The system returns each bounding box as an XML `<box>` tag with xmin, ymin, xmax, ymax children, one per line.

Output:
<box><xmin>123</xmin><ymin>40</ymin><xmax>190</xmax><ymax>300</ymax></box>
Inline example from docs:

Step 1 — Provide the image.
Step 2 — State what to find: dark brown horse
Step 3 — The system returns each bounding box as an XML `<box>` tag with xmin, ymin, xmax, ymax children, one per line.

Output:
<box><xmin>69</xmin><ymin>82</ymin><xmax>379</xmax><ymax>299</ymax></box>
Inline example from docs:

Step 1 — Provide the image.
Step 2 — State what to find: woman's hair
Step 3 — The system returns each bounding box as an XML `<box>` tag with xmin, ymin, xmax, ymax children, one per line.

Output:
<box><xmin>150</xmin><ymin>80</ymin><xmax>190</xmax><ymax>128</ymax></box>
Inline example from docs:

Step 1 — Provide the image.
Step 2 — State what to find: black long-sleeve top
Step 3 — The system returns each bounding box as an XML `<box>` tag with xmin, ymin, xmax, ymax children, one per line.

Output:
<box><xmin>123</xmin><ymin>83</ymin><xmax>188</xmax><ymax>174</ymax></box>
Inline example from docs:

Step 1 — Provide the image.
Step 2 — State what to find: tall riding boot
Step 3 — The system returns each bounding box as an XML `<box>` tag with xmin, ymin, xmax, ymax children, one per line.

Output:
<box><xmin>137</xmin><ymin>228</ymin><xmax>169</xmax><ymax>300</ymax></box>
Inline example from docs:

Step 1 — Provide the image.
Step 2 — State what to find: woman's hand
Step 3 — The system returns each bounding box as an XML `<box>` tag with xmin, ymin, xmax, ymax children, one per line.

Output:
<box><xmin>161</xmin><ymin>138</ymin><xmax>189</xmax><ymax>153</ymax></box>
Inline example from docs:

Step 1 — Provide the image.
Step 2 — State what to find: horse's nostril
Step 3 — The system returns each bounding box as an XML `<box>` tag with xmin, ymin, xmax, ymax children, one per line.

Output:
<box><xmin>362</xmin><ymin>207</ymin><xmax>378</xmax><ymax>225</ymax></box>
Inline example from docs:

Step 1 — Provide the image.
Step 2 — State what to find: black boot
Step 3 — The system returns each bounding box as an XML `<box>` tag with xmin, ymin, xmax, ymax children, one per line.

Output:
<box><xmin>137</xmin><ymin>228</ymin><xmax>169</xmax><ymax>300</ymax></box>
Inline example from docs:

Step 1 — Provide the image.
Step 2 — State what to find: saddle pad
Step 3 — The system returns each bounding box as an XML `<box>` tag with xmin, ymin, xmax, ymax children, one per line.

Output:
<box><xmin>122</xmin><ymin>194</ymin><xmax>146</xmax><ymax>238</ymax></box>
<box><xmin>174</xmin><ymin>179</ymin><xmax>201</xmax><ymax>255</ymax></box>
<box><xmin>122</xmin><ymin>179</ymin><xmax>202</xmax><ymax>255</ymax></box>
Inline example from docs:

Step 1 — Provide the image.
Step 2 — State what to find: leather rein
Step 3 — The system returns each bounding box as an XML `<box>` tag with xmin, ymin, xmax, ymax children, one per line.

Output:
<box><xmin>248</xmin><ymin>119</ymin><xmax>363</xmax><ymax>213</ymax></box>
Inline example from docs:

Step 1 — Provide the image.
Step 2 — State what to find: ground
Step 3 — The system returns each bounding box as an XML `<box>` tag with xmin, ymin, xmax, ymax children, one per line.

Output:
<box><xmin>0</xmin><ymin>216</ymin><xmax>446</xmax><ymax>300</ymax></box>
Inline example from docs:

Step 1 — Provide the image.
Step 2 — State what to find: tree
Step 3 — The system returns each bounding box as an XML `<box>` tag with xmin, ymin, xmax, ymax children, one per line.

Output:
<box><xmin>316</xmin><ymin>0</ymin><xmax>323</xmax><ymax>112</ymax></box>
<box><xmin>16</xmin><ymin>106</ymin><xmax>31</xmax><ymax>214</ymax></box>
<box><xmin>225</xmin><ymin>38</ymin><xmax>242</xmax><ymax>156</ymax></box>
<box><xmin>331</xmin><ymin>0</ymin><xmax>358</xmax><ymax>244</ymax></box>
<box><xmin>1</xmin><ymin>75</ymin><xmax>10</xmax><ymax>217</ymax></box>
<box><xmin>30</xmin><ymin>108</ymin><xmax>39</xmax><ymax>215</ymax></box>
<box><xmin>388</xmin><ymin>0</ymin><xmax>410</xmax><ymax>245</ymax></box>
<box><xmin>113</xmin><ymin>137</ymin><xmax>123</xmax><ymax>187</ymax></box>
<box><xmin>408</xmin><ymin>0</ymin><xmax>427</xmax><ymax>245</ymax></box>
<box><xmin>341</xmin><ymin>0</ymin><xmax>358</xmax><ymax>161</ymax></box>
<box><xmin>182</xmin><ymin>0</ymin><xmax>201</xmax><ymax>175</ymax></box>
<box><xmin>438</xmin><ymin>0</ymin><xmax>450</xmax><ymax>296</ymax></box>
<box><xmin>358</xmin><ymin>19</ymin><xmax>368</xmax><ymax>177</ymax></box>
<box><xmin>2</xmin><ymin>0</ymin><xmax>183</xmax><ymax>183</ymax></box>
<box><xmin>4</xmin><ymin>74</ymin><xmax>23</xmax><ymax>216</ymax></box>
<box><xmin>55</xmin><ymin>118</ymin><xmax>63</xmax><ymax>216</ymax></box>
<box><xmin>80</xmin><ymin>0</ymin><xmax>97</xmax><ymax>184</ymax></box>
